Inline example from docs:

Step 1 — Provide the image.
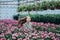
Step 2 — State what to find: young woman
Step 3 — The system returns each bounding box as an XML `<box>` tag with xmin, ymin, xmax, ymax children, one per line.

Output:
<box><xmin>18</xmin><ymin>16</ymin><xmax>33</xmax><ymax>32</ymax></box>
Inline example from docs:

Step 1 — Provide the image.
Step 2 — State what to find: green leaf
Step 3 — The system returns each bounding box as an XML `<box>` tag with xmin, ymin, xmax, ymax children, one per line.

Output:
<box><xmin>5</xmin><ymin>34</ymin><xmax>12</xmax><ymax>39</ymax></box>
<box><xmin>13</xmin><ymin>29</ymin><xmax>19</xmax><ymax>33</ymax></box>
<box><xmin>44</xmin><ymin>38</ymin><xmax>52</xmax><ymax>40</ymax></box>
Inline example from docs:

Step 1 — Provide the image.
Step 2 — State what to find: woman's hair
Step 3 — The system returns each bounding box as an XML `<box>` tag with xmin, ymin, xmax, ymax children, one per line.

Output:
<box><xmin>18</xmin><ymin>17</ymin><xmax>27</xmax><ymax>27</ymax></box>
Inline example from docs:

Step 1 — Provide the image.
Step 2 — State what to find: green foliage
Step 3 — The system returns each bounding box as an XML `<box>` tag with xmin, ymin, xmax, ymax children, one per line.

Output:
<box><xmin>13</xmin><ymin>14</ymin><xmax>60</xmax><ymax>24</ymax></box>
<box><xmin>33</xmin><ymin>38</ymin><xmax>41</xmax><ymax>40</ymax></box>
<box><xmin>12</xmin><ymin>29</ymin><xmax>19</xmax><ymax>33</ymax></box>
<box><xmin>5</xmin><ymin>34</ymin><xmax>12</xmax><ymax>39</ymax></box>
<box><xmin>0</xmin><ymin>31</ymin><xmax>2</xmax><ymax>34</ymax></box>
<box><xmin>56</xmin><ymin>27</ymin><xmax>60</xmax><ymax>31</ymax></box>
<box><xmin>18</xmin><ymin>1</ymin><xmax>60</xmax><ymax>12</ymax></box>
<box><xmin>30</xmin><ymin>14</ymin><xmax>60</xmax><ymax>24</ymax></box>
<box><xmin>18</xmin><ymin>4</ymin><xmax>27</xmax><ymax>12</ymax></box>
<box><xmin>56</xmin><ymin>1</ymin><xmax>60</xmax><ymax>9</ymax></box>
<box><xmin>36</xmin><ymin>26</ymin><xmax>42</xmax><ymax>31</ymax></box>
<box><xmin>16</xmin><ymin>35</ymin><xmax>25</xmax><ymax>39</ymax></box>
<box><xmin>44</xmin><ymin>38</ymin><xmax>52</xmax><ymax>40</ymax></box>
<box><xmin>13</xmin><ymin>14</ymin><xmax>20</xmax><ymax>20</ymax></box>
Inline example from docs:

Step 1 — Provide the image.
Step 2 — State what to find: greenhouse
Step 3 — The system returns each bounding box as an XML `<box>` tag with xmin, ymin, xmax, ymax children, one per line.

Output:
<box><xmin>0</xmin><ymin>0</ymin><xmax>60</xmax><ymax>40</ymax></box>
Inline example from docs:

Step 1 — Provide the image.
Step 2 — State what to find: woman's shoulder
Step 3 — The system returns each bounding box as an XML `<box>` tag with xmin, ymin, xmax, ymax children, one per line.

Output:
<box><xmin>23</xmin><ymin>22</ymin><xmax>32</xmax><ymax>26</ymax></box>
<box><xmin>30</xmin><ymin>22</ymin><xmax>32</xmax><ymax>25</ymax></box>
<box><xmin>25</xmin><ymin>22</ymin><xmax>32</xmax><ymax>25</ymax></box>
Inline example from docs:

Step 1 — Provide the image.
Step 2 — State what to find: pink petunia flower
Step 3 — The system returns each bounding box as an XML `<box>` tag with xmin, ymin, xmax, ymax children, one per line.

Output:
<box><xmin>0</xmin><ymin>22</ymin><xmax>4</xmax><ymax>25</ymax></box>
<box><xmin>12</xmin><ymin>20</ymin><xmax>18</xmax><ymax>24</ymax></box>
<box><xmin>18</xmin><ymin>32</ymin><xmax>22</xmax><ymax>36</ymax></box>
<box><xmin>56</xmin><ymin>34</ymin><xmax>60</xmax><ymax>36</ymax></box>
<box><xmin>32</xmin><ymin>22</ymin><xmax>37</xmax><ymax>26</ymax></box>
<box><xmin>6</xmin><ymin>30</ymin><xmax>12</xmax><ymax>34</ymax></box>
<box><xmin>33</xmin><ymin>33</ymin><xmax>37</xmax><ymax>37</ymax></box>
<box><xmin>52</xmin><ymin>38</ymin><xmax>59</xmax><ymax>40</ymax></box>
<box><xmin>0</xmin><ymin>33</ymin><xmax>5</xmax><ymax>37</ymax></box>
<box><xmin>40</xmin><ymin>22</ymin><xmax>44</xmax><ymax>26</ymax></box>
<box><xmin>3</xmin><ymin>20</ymin><xmax>12</xmax><ymax>23</ymax></box>
<box><xmin>12</xmin><ymin>36</ymin><xmax>16</xmax><ymax>39</ymax></box>
<box><xmin>40</xmin><ymin>31</ymin><xmax>45</xmax><ymax>35</ymax></box>
<box><xmin>23</xmin><ymin>37</ymin><xmax>29</xmax><ymax>40</ymax></box>
<box><xmin>37</xmin><ymin>23</ymin><xmax>41</xmax><ymax>27</ymax></box>
<box><xmin>12</xmin><ymin>33</ymin><xmax>18</xmax><ymax>37</ymax></box>
<box><xmin>1</xmin><ymin>38</ymin><xmax>6</xmax><ymax>40</ymax></box>
<box><xmin>18</xmin><ymin>38</ymin><xmax>22</xmax><ymax>40</ymax></box>
<box><xmin>44</xmin><ymin>23</ymin><xmax>49</xmax><ymax>27</ymax></box>
<box><xmin>40</xmin><ymin>35</ymin><xmax>45</xmax><ymax>39</ymax></box>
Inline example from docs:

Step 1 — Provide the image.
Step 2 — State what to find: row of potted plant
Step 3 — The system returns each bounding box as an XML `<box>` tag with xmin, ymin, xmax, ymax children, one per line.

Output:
<box><xmin>13</xmin><ymin>14</ymin><xmax>60</xmax><ymax>24</ymax></box>
<box><xmin>18</xmin><ymin>0</ymin><xmax>60</xmax><ymax>12</ymax></box>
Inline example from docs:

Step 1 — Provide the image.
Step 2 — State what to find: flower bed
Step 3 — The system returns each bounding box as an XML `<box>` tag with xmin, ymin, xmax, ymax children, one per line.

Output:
<box><xmin>0</xmin><ymin>20</ymin><xmax>60</xmax><ymax>40</ymax></box>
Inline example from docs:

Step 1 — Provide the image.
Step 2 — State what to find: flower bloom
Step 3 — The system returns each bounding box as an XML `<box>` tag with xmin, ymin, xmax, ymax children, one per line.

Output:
<box><xmin>40</xmin><ymin>22</ymin><xmax>44</xmax><ymax>26</ymax></box>
<box><xmin>18</xmin><ymin>38</ymin><xmax>22</xmax><ymax>40</ymax></box>
<box><xmin>1</xmin><ymin>38</ymin><xmax>6</xmax><ymax>40</ymax></box>
<box><xmin>12</xmin><ymin>33</ymin><xmax>18</xmax><ymax>37</ymax></box>
<box><xmin>0</xmin><ymin>33</ymin><xmax>5</xmax><ymax>37</ymax></box>
<box><xmin>52</xmin><ymin>38</ymin><xmax>59</xmax><ymax>40</ymax></box>
<box><xmin>32</xmin><ymin>22</ymin><xmax>37</xmax><ymax>26</ymax></box>
<box><xmin>37</xmin><ymin>23</ymin><xmax>41</xmax><ymax>27</ymax></box>
<box><xmin>12</xmin><ymin>36</ymin><xmax>16</xmax><ymax>39</ymax></box>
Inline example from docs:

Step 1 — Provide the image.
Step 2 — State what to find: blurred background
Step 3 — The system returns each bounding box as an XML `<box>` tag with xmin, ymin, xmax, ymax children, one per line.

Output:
<box><xmin>0</xmin><ymin>0</ymin><xmax>60</xmax><ymax>20</ymax></box>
